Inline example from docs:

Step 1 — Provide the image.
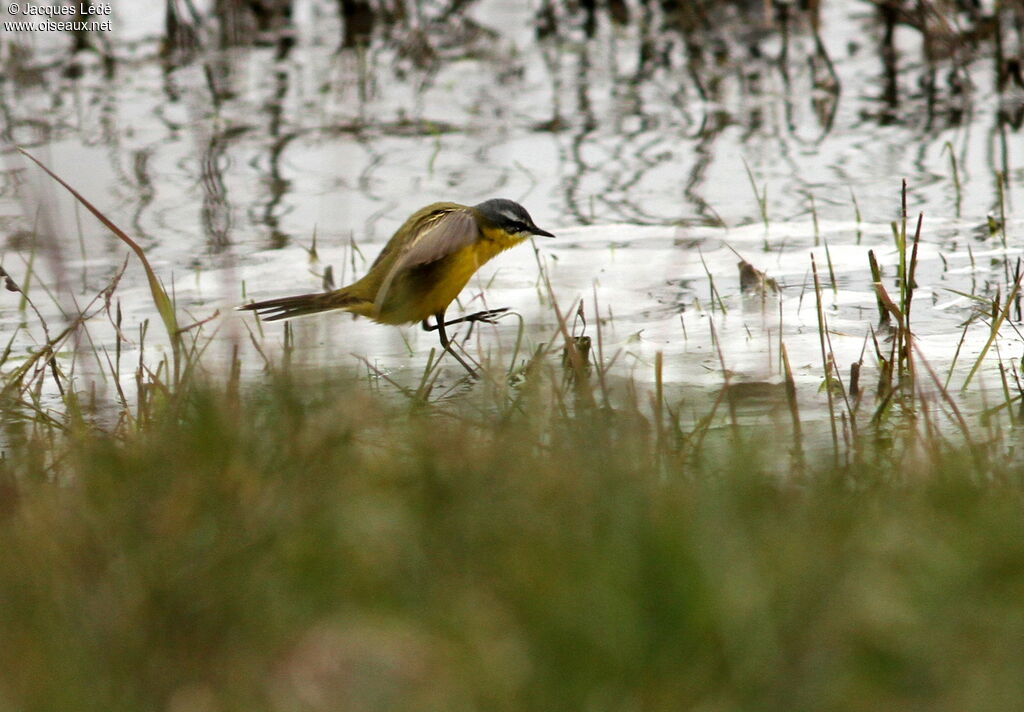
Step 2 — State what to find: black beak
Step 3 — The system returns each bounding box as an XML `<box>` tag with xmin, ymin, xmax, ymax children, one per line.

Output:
<box><xmin>530</xmin><ymin>226</ymin><xmax>555</xmax><ymax>238</ymax></box>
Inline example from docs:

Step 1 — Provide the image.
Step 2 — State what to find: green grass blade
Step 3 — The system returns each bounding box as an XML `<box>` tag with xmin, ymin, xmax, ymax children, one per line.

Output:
<box><xmin>17</xmin><ymin>148</ymin><xmax>181</xmax><ymax>380</ymax></box>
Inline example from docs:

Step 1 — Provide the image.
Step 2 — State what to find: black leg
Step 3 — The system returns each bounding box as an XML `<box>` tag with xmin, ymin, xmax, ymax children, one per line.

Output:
<box><xmin>421</xmin><ymin>307</ymin><xmax>510</xmax><ymax>331</ymax></box>
<box><xmin>424</xmin><ymin>310</ymin><xmax>478</xmax><ymax>376</ymax></box>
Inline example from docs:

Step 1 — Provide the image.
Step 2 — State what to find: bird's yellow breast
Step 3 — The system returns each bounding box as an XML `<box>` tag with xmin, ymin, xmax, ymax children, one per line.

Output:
<box><xmin>374</xmin><ymin>228</ymin><xmax>525</xmax><ymax>325</ymax></box>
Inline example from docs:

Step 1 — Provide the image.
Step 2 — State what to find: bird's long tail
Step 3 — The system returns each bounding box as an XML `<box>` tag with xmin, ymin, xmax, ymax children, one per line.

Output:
<box><xmin>239</xmin><ymin>291</ymin><xmax>367</xmax><ymax>322</ymax></box>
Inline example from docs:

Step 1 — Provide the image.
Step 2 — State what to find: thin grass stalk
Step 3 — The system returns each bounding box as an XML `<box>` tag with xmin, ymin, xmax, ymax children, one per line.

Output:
<box><xmin>16</xmin><ymin>239</ymin><xmax>37</xmax><ymax>315</ymax></box>
<box><xmin>136</xmin><ymin>320</ymin><xmax>149</xmax><ymax>425</ymax></box>
<box><xmin>654</xmin><ymin>350</ymin><xmax>664</xmax><ymax>460</ymax></box>
<box><xmin>590</xmin><ymin>288</ymin><xmax>608</xmax><ymax>405</ymax></box>
<box><xmin>812</xmin><ymin>254</ymin><xmax>840</xmax><ymax>464</ymax></box>
<box><xmin>708</xmin><ymin>318</ymin><xmax>739</xmax><ymax>439</ymax></box>
<box><xmin>742</xmin><ymin>157</ymin><xmax>769</xmax><ymax>232</ymax></box>
<box><xmin>942</xmin><ymin>141</ymin><xmax>962</xmax><ymax>217</ymax></box>
<box><xmin>780</xmin><ymin>340</ymin><xmax>804</xmax><ymax>472</ymax></box>
<box><xmin>17</xmin><ymin>148</ymin><xmax>183</xmax><ymax>385</ymax></box>
<box><xmin>912</xmin><ymin>340</ymin><xmax>974</xmax><ymax>450</ymax></box>
<box><xmin>548</xmin><ymin>296</ymin><xmax>596</xmax><ymax>410</ymax></box>
<box><xmin>996</xmin><ymin>170</ymin><xmax>1008</xmax><ymax>251</ymax></box>
<box><xmin>867</xmin><ymin>250</ymin><xmax>888</xmax><ymax>324</ymax></box>
<box><xmin>823</xmin><ymin>239</ymin><xmax>838</xmax><ymax>296</ymax></box>
<box><xmin>850</xmin><ymin>187</ymin><xmax>863</xmax><ymax>244</ymax></box>
<box><xmin>699</xmin><ymin>248</ymin><xmax>727</xmax><ymax>314</ymax></box>
<box><xmin>962</xmin><ymin>269</ymin><xmax>1023</xmax><ymax>391</ymax></box>
<box><xmin>901</xmin><ymin>212</ymin><xmax>924</xmax><ymax>393</ymax></box>
<box><xmin>944</xmin><ymin>321</ymin><xmax>971</xmax><ymax>391</ymax></box>
<box><xmin>810</xmin><ymin>193</ymin><xmax>820</xmax><ymax>245</ymax></box>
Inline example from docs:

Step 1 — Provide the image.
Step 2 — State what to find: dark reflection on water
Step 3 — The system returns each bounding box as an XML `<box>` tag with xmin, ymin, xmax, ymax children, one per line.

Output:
<box><xmin>0</xmin><ymin>0</ymin><xmax>1021</xmax><ymax>272</ymax></box>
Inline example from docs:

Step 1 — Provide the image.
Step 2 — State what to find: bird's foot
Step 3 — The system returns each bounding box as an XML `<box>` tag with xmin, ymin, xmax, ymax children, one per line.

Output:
<box><xmin>422</xmin><ymin>307</ymin><xmax>511</xmax><ymax>331</ymax></box>
<box><xmin>460</xmin><ymin>307</ymin><xmax>511</xmax><ymax>326</ymax></box>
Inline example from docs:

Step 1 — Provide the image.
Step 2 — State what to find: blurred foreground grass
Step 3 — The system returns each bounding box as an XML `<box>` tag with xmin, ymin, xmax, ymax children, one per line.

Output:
<box><xmin>2</xmin><ymin>368</ymin><xmax>1024</xmax><ymax>712</ymax></box>
<box><xmin>4</xmin><ymin>155</ymin><xmax>1023</xmax><ymax>710</ymax></box>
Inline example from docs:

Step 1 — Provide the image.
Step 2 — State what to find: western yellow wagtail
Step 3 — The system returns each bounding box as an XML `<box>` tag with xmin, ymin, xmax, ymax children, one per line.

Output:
<box><xmin>242</xmin><ymin>198</ymin><xmax>554</xmax><ymax>374</ymax></box>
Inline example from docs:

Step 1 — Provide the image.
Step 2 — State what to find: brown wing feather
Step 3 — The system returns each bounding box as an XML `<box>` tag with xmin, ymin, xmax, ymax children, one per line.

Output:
<box><xmin>374</xmin><ymin>208</ymin><xmax>480</xmax><ymax>315</ymax></box>
<box><xmin>397</xmin><ymin>209</ymin><xmax>480</xmax><ymax>268</ymax></box>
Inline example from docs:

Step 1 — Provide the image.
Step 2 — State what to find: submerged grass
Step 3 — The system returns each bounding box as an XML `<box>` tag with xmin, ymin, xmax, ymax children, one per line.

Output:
<box><xmin>3</xmin><ymin>163</ymin><xmax>1024</xmax><ymax>710</ymax></box>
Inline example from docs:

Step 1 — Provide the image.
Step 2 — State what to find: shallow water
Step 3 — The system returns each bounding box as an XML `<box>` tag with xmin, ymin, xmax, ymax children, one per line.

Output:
<box><xmin>1</xmin><ymin>0</ymin><xmax>1023</xmax><ymax>431</ymax></box>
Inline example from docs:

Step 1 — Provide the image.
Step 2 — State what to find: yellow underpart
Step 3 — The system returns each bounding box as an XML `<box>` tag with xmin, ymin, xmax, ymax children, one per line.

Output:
<box><xmin>370</xmin><ymin>225</ymin><xmax>526</xmax><ymax>325</ymax></box>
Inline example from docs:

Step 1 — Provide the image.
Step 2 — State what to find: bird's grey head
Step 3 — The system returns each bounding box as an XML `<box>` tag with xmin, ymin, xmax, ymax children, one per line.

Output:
<box><xmin>475</xmin><ymin>199</ymin><xmax>555</xmax><ymax>238</ymax></box>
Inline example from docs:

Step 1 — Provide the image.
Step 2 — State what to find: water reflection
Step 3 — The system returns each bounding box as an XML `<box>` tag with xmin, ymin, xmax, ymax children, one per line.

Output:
<box><xmin>2</xmin><ymin>2</ymin><xmax>1020</xmax><ymax>253</ymax></box>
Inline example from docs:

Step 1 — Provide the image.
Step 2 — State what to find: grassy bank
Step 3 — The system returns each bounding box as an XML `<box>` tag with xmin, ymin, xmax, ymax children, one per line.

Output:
<box><xmin>1</xmin><ymin>365</ymin><xmax>1024</xmax><ymax>711</ymax></box>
